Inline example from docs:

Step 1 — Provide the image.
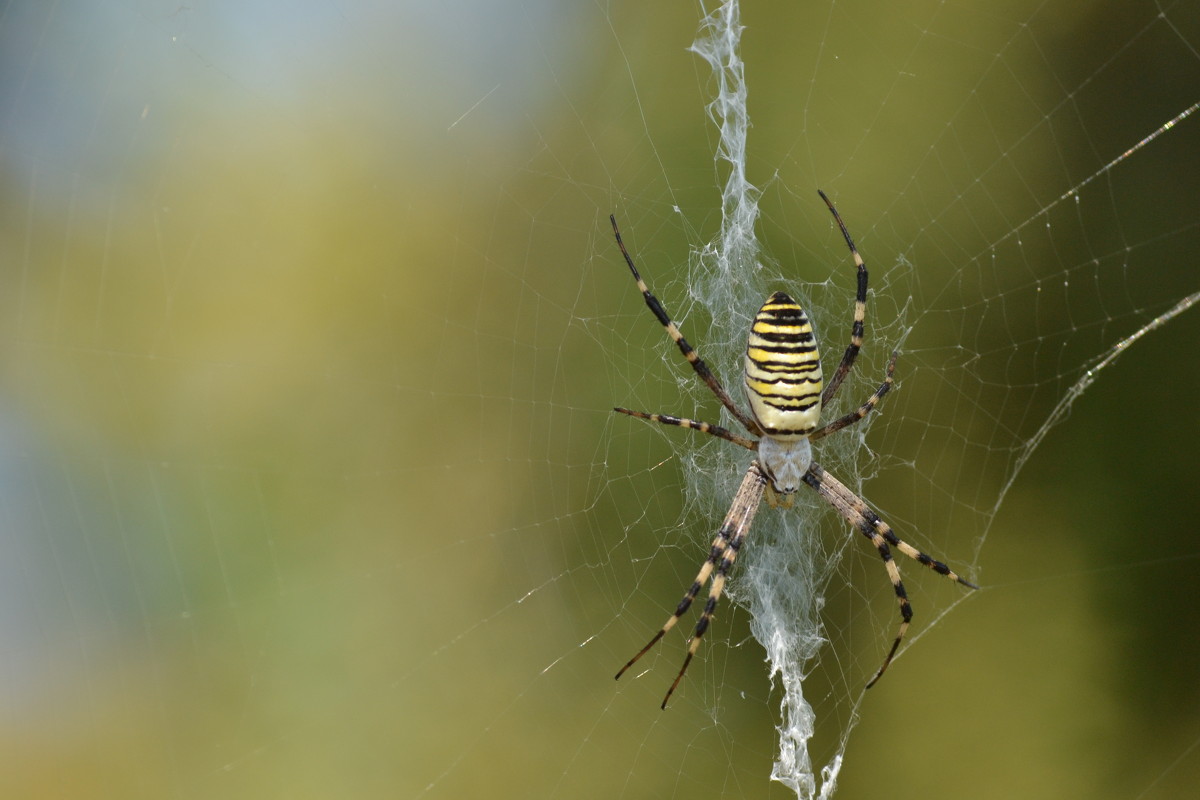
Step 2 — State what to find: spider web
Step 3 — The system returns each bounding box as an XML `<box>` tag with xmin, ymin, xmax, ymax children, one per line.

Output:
<box><xmin>2</xmin><ymin>1</ymin><xmax>1199</xmax><ymax>799</ymax></box>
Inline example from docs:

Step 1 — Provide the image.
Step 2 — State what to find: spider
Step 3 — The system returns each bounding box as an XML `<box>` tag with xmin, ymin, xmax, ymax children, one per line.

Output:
<box><xmin>611</xmin><ymin>192</ymin><xmax>978</xmax><ymax>709</ymax></box>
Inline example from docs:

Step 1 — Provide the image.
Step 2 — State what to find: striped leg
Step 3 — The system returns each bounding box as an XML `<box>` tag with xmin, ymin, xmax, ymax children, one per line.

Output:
<box><xmin>801</xmin><ymin>461</ymin><xmax>977</xmax><ymax>688</ymax></box>
<box><xmin>613</xmin><ymin>407</ymin><xmax>758</xmax><ymax>451</ymax></box>
<box><xmin>816</xmin><ymin>190</ymin><xmax>868</xmax><ymax>407</ymax></box>
<box><xmin>610</xmin><ymin>215</ymin><xmax>763</xmax><ymax>437</ymax></box>
<box><xmin>616</xmin><ymin>461</ymin><xmax>768</xmax><ymax>708</ymax></box>
<box><xmin>808</xmin><ymin>351</ymin><xmax>898</xmax><ymax>442</ymax></box>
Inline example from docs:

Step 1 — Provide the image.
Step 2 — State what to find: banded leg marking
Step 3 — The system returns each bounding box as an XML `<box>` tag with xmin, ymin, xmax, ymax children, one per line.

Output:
<box><xmin>610</xmin><ymin>215</ymin><xmax>763</xmax><ymax>437</ymax></box>
<box><xmin>817</xmin><ymin>190</ymin><xmax>868</xmax><ymax>408</ymax></box>
<box><xmin>614</xmin><ymin>408</ymin><xmax>758</xmax><ymax>451</ymax></box>
<box><xmin>809</xmin><ymin>351</ymin><xmax>898</xmax><ymax>442</ymax></box>
<box><xmin>616</xmin><ymin>462</ymin><xmax>768</xmax><ymax>708</ymax></box>
<box><xmin>801</xmin><ymin>461</ymin><xmax>977</xmax><ymax>687</ymax></box>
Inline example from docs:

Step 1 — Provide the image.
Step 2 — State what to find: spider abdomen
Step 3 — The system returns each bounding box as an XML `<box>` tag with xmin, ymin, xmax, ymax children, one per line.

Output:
<box><xmin>744</xmin><ymin>291</ymin><xmax>824</xmax><ymax>438</ymax></box>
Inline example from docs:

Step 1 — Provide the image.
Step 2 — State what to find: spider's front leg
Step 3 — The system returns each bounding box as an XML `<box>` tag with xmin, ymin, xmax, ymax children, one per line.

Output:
<box><xmin>802</xmin><ymin>461</ymin><xmax>978</xmax><ymax>687</ymax></box>
<box><xmin>615</xmin><ymin>461</ymin><xmax>768</xmax><ymax>708</ymax></box>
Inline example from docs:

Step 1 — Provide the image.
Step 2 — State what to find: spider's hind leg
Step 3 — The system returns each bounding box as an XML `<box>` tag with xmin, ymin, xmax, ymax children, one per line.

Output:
<box><xmin>610</xmin><ymin>215</ymin><xmax>763</xmax><ymax>437</ymax></box>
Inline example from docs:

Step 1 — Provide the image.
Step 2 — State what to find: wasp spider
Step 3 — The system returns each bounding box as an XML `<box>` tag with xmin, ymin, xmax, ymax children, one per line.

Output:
<box><xmin>611</xmin><ymin>192</ymin><xmax>978</xmax><ymax>709</ymax></box>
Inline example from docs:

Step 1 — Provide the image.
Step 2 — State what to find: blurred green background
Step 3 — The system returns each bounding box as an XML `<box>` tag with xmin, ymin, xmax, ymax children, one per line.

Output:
<box><xmin>1</xmin><ymin>2</ymin><xmax>1198</xmax><ymax>798</ymax></box>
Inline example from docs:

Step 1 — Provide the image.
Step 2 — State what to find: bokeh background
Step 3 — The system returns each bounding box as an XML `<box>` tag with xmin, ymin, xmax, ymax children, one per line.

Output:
<box><xmin>1</xmin><ymin>1</ymin><xmax>1198</xmax><ymax>798</ymax></box>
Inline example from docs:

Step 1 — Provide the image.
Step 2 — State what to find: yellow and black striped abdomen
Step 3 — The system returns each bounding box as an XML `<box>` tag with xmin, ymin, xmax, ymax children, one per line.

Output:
<box><xmin>744</xmin><ymin>291</ymin><xmax>823</xmax><ymax>438</ymax></box>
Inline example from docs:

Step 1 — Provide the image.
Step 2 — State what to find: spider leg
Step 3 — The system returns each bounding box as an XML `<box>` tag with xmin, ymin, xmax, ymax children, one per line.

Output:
<box><xmin>610</xmin><ymin>215</ymin><xmax>763</xmax><ymax>437</ymax></box>
<box><xmin>614</xmin><ymin>407</ymin><xmax>758</xmax><ymax>451</ymax></box>
<box><xmin>615</xmin><ymin>461</ymin><xmax>768</xmax><ymax>709</ymax></box>
<box><xmin>615</xmin><ymin>516</ymin><xmax>735</xmax><ymax>683</ymax></box>
<box><xmin>810</xmin><ymin>464</ymin><xmax>978</xmax><ymax>589</ymax></box>
<box><xmin>816</xmin><ymin>190</ymin><xmax>868</xmax><ymax>408</ymax></box>
<box><xmin>801</xmin><ymin>461</ymin><xmax>977</xmax><ymax>688</ymax></box>
<box><xmin>809</xmin><ymin>351</ymin><xmax>898</xmax><ymax>442</ymax></box>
